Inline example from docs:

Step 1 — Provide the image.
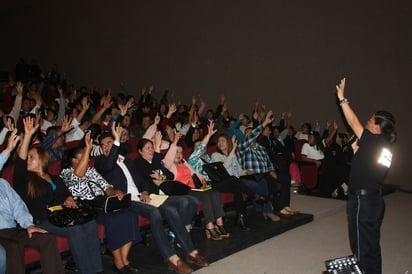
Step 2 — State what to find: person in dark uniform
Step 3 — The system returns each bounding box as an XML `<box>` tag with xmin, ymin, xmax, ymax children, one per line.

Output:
<box><xmin>336</xmin><ymin>78</ymin><xmax>396</xmax><ymax>274</ymax></box>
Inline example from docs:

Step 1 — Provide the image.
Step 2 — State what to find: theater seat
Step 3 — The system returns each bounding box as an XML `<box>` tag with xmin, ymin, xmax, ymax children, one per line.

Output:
<box><xmin>294</xmin><ymin>139</ymin><xmax>318</xmax><ymax>190</ymax></box>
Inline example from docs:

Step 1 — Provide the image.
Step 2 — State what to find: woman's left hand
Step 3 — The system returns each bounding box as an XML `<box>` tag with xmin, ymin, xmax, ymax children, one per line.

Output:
<box><xmin>113</xmin><ymin>189</ymin><xmax>125</xmax><ymax>200</ymax></box>
<box><xmin>64</xmin><ymin>196</ymin><xmax>78</xmax><ymax>208</ymax></box>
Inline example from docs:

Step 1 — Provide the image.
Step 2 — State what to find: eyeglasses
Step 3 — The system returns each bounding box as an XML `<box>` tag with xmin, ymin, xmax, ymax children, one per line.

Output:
<box><xmin>100</xmin><ymin>141</ymin><xmax>113</xmax><ymax>148</ymax></box>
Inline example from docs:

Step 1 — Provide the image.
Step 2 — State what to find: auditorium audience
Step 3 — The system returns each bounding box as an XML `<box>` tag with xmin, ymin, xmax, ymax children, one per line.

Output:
<box><xmin>0</xmin><ymin>62</ymin><xmax>357</xmax><ymax>273</ymax></box>
<box><xmin>94</xmin><ymin>124</ymin><xmax>208</xmax><ymax>274</ymax></box>
<box><xmin>13</xmin><ymin>117</ymin><xmax>103</xmax><ymax>274</ymax></box>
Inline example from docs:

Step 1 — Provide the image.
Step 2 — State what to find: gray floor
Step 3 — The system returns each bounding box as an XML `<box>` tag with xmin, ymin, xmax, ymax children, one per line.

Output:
<box><xmin>194</xmin><ymin>191</ymin><xmax>412</xmax><ymax>274</ymax></box>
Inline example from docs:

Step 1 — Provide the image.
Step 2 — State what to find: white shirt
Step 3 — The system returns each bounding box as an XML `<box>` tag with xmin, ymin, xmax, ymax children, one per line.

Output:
<box><xmin>301</xmin><ymin>143</ymin><xmax>324</xmax><ymax>160</ymax></box>
<box><xmin>65</xmin><ymin>118</ymin><xmax>85</xmax><ymax>142</ymax></box>
<box><xmin>116</xmin><ymin>154</ymin><xmax>140</xmax><ymax>202</ymax></box>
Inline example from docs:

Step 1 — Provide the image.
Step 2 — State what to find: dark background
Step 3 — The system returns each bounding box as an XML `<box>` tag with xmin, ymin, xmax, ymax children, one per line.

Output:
<box><xmin>1</xmin><ymin>0</ymin><xmax>411</xmax><ymax>190</ymax></box>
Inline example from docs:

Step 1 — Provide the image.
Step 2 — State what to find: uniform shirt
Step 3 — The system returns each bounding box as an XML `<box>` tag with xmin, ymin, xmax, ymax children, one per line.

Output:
<box><xmin>349</xmin><ymin>129</ymin><xmax>392</xmax><ymax>192</ymax></box>
<box><xmin>236</xmin><ymin>125</ymin><xmax>275</xmax><ymax>174</ymax></box>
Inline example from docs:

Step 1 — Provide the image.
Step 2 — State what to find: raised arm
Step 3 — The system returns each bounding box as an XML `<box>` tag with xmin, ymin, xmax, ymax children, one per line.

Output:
<box><xmin>18</xmin><ymin>116</ymin><xmax>40</xmax><ymax>160</ymax></box>
<box><xmin>92</xmin><ymin>95</ymin><xmax>112</xmax><ymax>124</ymax></box>
<box><xmin>76</xmin><ymin>97</ymin><xmax>90</xmax><ymax>125</ymax></box>
<box><xmin>336</xmin><ymin>78</ymin><xmax>364</xmax><ymax>138</ymax></box>
<box><xmin>201</xmin><ymin>121</ymin><xmax>217</xmax><ymax>146</ymax></box>
<box><xmin>0</xmin><ymin>129</ymin><xmax>20</xmax><ymax>170</ymax></box>
<box><xmin>74</xmin><ymin>131</ymin><xmax>92</xmax><ymax>177</ymax></box>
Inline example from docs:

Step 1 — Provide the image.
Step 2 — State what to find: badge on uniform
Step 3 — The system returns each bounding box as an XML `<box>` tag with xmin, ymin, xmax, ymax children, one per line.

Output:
<box><xmin>378</xmin><ymin>147</ymin><xmax>392</xmax><ymax>168</ymax></box>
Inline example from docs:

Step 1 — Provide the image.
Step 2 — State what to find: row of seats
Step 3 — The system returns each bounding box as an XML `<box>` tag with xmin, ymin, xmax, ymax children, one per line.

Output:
<box><xmin>0</xmin><ymin>145</ymin><xmax>237</xmax><ymax>267</ymax></box>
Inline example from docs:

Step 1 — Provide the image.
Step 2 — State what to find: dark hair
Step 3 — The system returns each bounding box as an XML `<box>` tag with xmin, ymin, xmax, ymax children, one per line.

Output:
<box><xmin>99</xmin><ymin>131</ymin><xmax>114</xmax><ymax>143</ymax></box>
<box><xmin>87</xmin><ymin>123</ymin><xmax>103</xmax><ymax>140</ymax></box>
<box><xmin>46</xmin><ymin>126</ymin><xmax>60</xmax><ymax>136</ymax></box>
<box><xmin>309</xmin><ymin>131</ymin><xmax>324</xmax><ymax>152</ymax></box>
<box><xmin>302</xmin><ymin>122</ymin><xmax>312</xmax><ymax>132</ymax></box>
<box><xmin>216</xmin><ymin>132</ymin><xmax>233</xmax><ymax>155</ymax></box>
<box><xmin>62</xmin><ymin>147</ymin><xmax>83</xmax><ymax>169</ymax></box>
<box><xmin>137</xmin><ymin>138</ymin><xmax>154</xmax><ymax>154</ymax></box>
<box><xmin>374</xmin><ymin>110</ymin><xmax>396</xmax><ymax>143</ymax></box>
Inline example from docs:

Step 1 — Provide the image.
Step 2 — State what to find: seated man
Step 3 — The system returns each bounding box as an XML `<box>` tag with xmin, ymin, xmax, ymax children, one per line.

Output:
<box><xmin>0</xmin><ymin>129</ymin><xmax>65</xmax><ymax>274</ymax></box>
<box><xmin>94</xmin><ymin>124</ymin><xmax>208</xmax><ymax>274</ymax></box>
<box><xmin>237</xmin><ymin>111</ymin><xmax>297</xmax><ymax>217</ymax></box>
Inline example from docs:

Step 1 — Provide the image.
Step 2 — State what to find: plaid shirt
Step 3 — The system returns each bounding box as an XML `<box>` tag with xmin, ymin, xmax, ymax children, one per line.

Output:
<box><xmin>236</xmin><ymin>124</ymin><xmax>274</xmax><ymax>174</ymax></box>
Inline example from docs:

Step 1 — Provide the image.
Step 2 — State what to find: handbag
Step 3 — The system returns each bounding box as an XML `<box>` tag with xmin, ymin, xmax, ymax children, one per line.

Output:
<box><xmin>84</xmin><ymin>181</ymin><xmax>131</xmax><ymax>213</ymax></box>
<box><xmin>47</xmin><ymin>200</ymin><xmax>96</xmax><ymax>227</ymax></box>
<box><xmin>202</xmin><ymin>162</ymin><xmax>231</xmax><ymax>182</ymax></box>
<box><xmin>192</xmin><ymin>173</ymin><xmax>203</xmax><ymax>189</ymax></box>
<box><xmin>158</xmin><ymin>180</ymin><xmax>191</xmax><ymax>195</ymax></box>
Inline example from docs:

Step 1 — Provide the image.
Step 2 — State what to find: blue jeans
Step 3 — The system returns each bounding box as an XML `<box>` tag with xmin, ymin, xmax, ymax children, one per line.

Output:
<box><xmin>38</xmin><ymin>220</ymin><xmax>103</xmax><ymax>274</ymax></box>
<box><xmin>162</xmin><ymin>195</ymin><xmax>198</xmax><ymax>226</ymax></box>
<box><xmin>0</xmin><ymin>244</ymin><xmax>5</xmax><ymax>274</ymax></box>
<box><xmin>130</xmin><ymin>195</ymin><xmax>198</xmax><ymax>261</ymax></box>
<box><xmin>241</xmin><ymin>177</ymin><xmax>273</xmax><ymax>213</ymax></box>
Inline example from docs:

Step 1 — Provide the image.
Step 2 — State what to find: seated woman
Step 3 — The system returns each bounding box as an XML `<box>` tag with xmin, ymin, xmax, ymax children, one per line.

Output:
<box><xmin>13</xmin><ymin>116</ymin><xmax>103</xmax><ymax>274</ymax></box>
<box><xmin>60</xmin><ymin>132</ymin><xmax>141</xmax><ymax>273</ymax></box>
<box><xmin>188</xmin><ymin>122</ymin><xmax>267</xmax><ymax>231</ymax></box>
<box><xmin>213</xmin><ymin>132</ymin><xmax>282</xmax><ymax>221</ymax></box>
<box><xmin>300</xmin><ymin>131</ymin><xmax>325</xmax><ymax>167</ymax></box>
<box><xmin>162</xmin><ymin>130</ymin><xmax>229</xmax><ymax>241</ymax></box>
<box><xmin>134</xmin><ymin>136</ymin><xmax>199</xmax><ymax>231</ymax></box>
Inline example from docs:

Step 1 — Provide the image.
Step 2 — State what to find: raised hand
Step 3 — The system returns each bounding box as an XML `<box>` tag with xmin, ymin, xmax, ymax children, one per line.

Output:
<box><xmin>84</xmin><ymin>131</ymin><xmax>93</xmax><ymax>150</ymax></box>
<box><xmin>16</xmin><ymin>81</ymin><xmax>24</xmax><ymax>95</ymax></box>
<box><xmin>111</xmin><ymin>122</ymin><xmax>124</xmax><ymax>143</ymax></box>
<box><xmin>118</xmin><ymin>104</ymin><xmax>128</xmax><ymax>116</ymax></box>
<box><xmin>5</xmin><ymin>128</ymin><xmax>20</xmax><ymax>154</ymax></box>
<box><xmin>231</xmin><ymin>135</ymin><xmax>238</xmax><ymax>154</ymax></box>
<box><xmin>103</xmin><ymin>95</ymin><xmax>113</xmax><ymax>109</ymax></box>
<box><xmin>125</xmin><ymin>97</ymin><xmax>135</xmax><ymax>109</ymax></box>
<box><xmin>262</xmin><ymin>110</ymin><xmax>274</xmax><ymax>127</ymax></box>
<box><xmin>207</xmin><ymin>121</ymin><xmax>217</xmax><ymax>137</ymax></box>
<box><xmin>154</xmin><ymin>113</ymin><xmax>161</xmax><ymax>125</ymax></box>
<box><xmin>333</xmin><ymin>120</ymin><xmax>338</xmax><ymax>130</ymax></box>
<box><xmin>173</xmin><ymin>129</ymin><xmax>182</xmax><ymax>144</ymax></box>
<box><xmin>81</xmin><ymin>97</ymin><xmax>90</xmax><ymax>111</ymax></box>
<box><xmin>5</xmin><ymin>116</ymin><xmax>15</xmax><ymax>131</ymax></box>
<box><xmin>60</xmin><ymin>115</ymin><xmax>73</xmax><ymax>133</ymax></box>
<box><xmin>58</xmin><ymin>86</ymin><xmax>64</xmax><ymax>97</ymax></box>
<box><xmin>154</xmin><ymin>130</ymin><xmax>162</xmax><ymax>148</ymax></box>
<box><xmin>23</xmin><ymin>116</ymin><xmax>40</xmax><ymax>137</ymax></box>
<box><xmin>167</xmin><ymin>104</ymin><xmax>176</xmax><ymax>118</ymax></box>
<box><xmin>336</xmin><ymin>78</ymin><xmax>346</xmax><ymax>100</ymax></box>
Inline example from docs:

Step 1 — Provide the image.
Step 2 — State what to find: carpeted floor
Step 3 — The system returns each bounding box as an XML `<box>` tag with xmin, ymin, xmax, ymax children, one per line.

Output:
<box><xmin>29</xmin><ymin>207</ymin><xmax>313</xmax><ymax>274</ymax></box>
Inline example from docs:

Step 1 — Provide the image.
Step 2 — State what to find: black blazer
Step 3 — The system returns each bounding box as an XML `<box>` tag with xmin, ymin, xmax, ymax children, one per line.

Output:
<box><xmin>94</xmin><ymin>144</ymin><xmax>150</xmax><ymax>194</ymax></box>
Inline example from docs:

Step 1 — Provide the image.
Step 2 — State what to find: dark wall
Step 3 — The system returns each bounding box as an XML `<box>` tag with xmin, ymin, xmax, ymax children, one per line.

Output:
<box><xmin>2</xmin><ymin>0</ymin><xmax>411</xmax><ymax>190</ymax></box>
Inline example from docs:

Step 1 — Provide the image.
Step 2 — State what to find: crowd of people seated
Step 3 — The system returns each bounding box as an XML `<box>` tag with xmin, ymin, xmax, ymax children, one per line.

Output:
<box><xmin>0</xmin><ymin>64</ymin><xmax>354</xmax><ymax>273</ymax></box>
